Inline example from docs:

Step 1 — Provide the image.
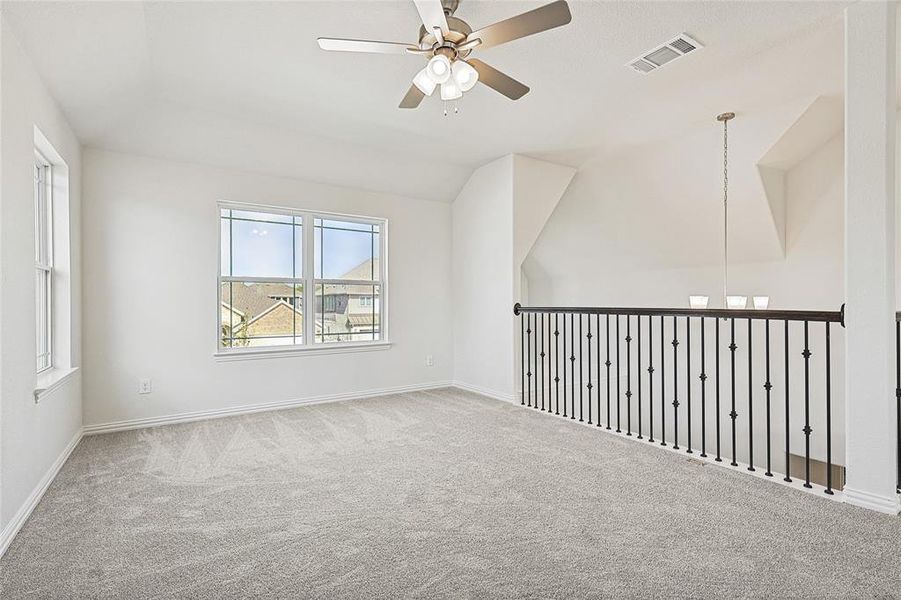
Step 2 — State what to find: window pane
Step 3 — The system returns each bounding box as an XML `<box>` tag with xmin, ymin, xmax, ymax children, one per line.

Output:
<box><xmin>220</xmin><ymin>281</ymin><xmax>303</xmax><ymax>348</ymax></box>
<box><xmin>315</xmin><ymin>283</ymin><xmax>379</xmax><ymax>343</ymax></box>
<box><xmin>318</xmin><ymin>218</ymin><xmax>377</xmax><ymax>232</ymax></box>
<box><xmin>34</xmin><ymin>164</ymin><xmax>51</xmax><ymax>266</ymax></box>
<box><xmin>230</xmin><ymin>217</ymin><xmax>295</xmax><ymax>278</ymax></box>
<box><xmin>230</xmin><ymin>209</ymin><xmax>293</xmax><ymax>224</ymax></box>
<box><xmin>36</xmin><ymin>269</ymin><xmax>50</xmax><ymax>371</ymax></box>
<box><xmin>220</xmin><ymin>217</ymin><xmax>231</xmax><ymax>277</ymax></box>
<box><xmin>294</xmin><ymin>222</ymin><xmax>303</xmax><ymax>278</ymax></box>
<box><xmin>220</xmin><ymin>210</ymin><xmax>301</xmax><ymax>278</ymax></box>
<box><xmin>314</xmin><ymin>218</ymin><xmax>379</xmax><ymax>281</ymax></box>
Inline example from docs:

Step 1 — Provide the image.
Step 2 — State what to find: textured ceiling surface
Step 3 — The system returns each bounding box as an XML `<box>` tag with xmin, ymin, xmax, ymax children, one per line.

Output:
<box><xmin>1</xmin><ymin>1</ymin><xmax>863</xmax><ymax>201</ymax></box>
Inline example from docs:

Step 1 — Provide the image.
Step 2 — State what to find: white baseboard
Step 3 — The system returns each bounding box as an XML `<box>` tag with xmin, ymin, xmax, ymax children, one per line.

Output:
<box><xmin>452</xmin><ymin>381</ymin><xmax>516</xmax><ymax>403</ymax></box>
<box><xmin>83</xmin><ymin>381</ymin><xmax>454</xmax><ymax>435</ymax></box>
<box><xmin>0</xmin><ymin>428</ymin><xmax>83</xmax><ymax>558</ymax></box>
<box><xmin>843</xmin><ymin>487</ymin><xmax>901</xmax><ymax>515</ymax></box>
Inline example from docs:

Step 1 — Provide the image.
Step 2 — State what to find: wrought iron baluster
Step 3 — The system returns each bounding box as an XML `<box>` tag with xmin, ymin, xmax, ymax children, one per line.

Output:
<box><xmin>784</xmin><ymin>320</ymin><xmax>792</xmax><ymax>483</ymax></box>
<box><xmin>672</xmin><ymin>316</ymin><xmax>680</xmax><ymax>450</ymax></box>
<box><xmin>638</xmin><ymin>315</ymin><xmax>643</xmax><ymax>439</ymax></box>
<box><xmin>825</xmin><ymin>321</ymin><xmax>833</xmax><ymax>495</ymax></box>
<box><xmin>555</xmin><ymin>315</ymin><xmax>560</xmax><ymax>416</ymax></box>
<box><xmin>526</xmin><ymin>314</ymin><xmax>532</xmax><ymax>408</ymax></box>
<box><xmin>764</xmin><ymin>319</ymin><xmax>773</xmax><ymax>476</ymax></box>
<box><xmin>587</xmin><ymin>316</ymin><xmax>593</xmax><ymax>424</ymax></box>
<box><xmin>520</xmin><ymin>314</ymin><xmax>525</xmax><ymax>406</ymax></box>
<box><xmin>546</xmin><ymin>312</ymin><xmax>551</xmax><ymax>411</ymax></box>
<box><xmin>686</xmin><ymin>316</ymin><xmax>692</xmax><ymax>454</ymax></box>
<box><xmin>660</xmin><ymin>315</ymin><xmax>666</xmax><ymax>446</ymax></box>
<box><xmin>715</xmin><ymin>318</ymin><xmax>722</xmax><ymax>462</ymax></box>
<box><xmin>747</xmin><ymin>318</ymin><xmax>754</xmax><ymax>471</ymax></box>
<box><xmin>802</xmin><ymin>321</ymin><xmax>812</xmax><ymax>488</ymax></box>
<box><xmin>626</xmin><ymin>317</ymin><xmax>632</xmax><ymax>435</ymax></box>
<box><xmin>570</xmin><ymin>314</ymin><xmax>576</xmax><ymax>420</ymax></box>
<box><xmin>546</xmin><ymin>313</ymin><xmax>551</xmax><ymax>412</ymax></box>
<box><xmin>616</xmin><ymin>316</ymin><xmax>621</xmax><ymax>432</ymax></box>
<box><xmin>605</xmin><ymin>315</ymin><xmax>611</xmax><ymax>429</ymax></box>
<box><xmin>539</xmin><ymin>313</ymin><xmax>545</xmax><ymax>412</ymax></box>
<box><xmin>648</xmin><ymin>316</ymin><xmax>655</xmax><ymax>443</ymax></box>
<box><xmin>532</xmin><ymin>313</ymin><xmax>541</xmax><ymax>410</ymax></box>
<box><xmin>579</xmin><ymin>314</ymin><xmax>584</xmax><ymax>422</ymax></box>
<box><xmin>700</xmin><ymin>318</ymin><xmax>707</xmax><ymax>457</ymax></box>
<box><xmin>729</xmin><ymin>318</ymin><xmax>738</xmax><ymax>467</ymax></box>
<box><xmin>596</xmin><ymin>314</ymin><xmax>602</xmax><ymax>427</ymax></box>
<box><xmin>563</xmin><ymin>314</ymin><xmax>568</xmax><ymax>418</ymax></box>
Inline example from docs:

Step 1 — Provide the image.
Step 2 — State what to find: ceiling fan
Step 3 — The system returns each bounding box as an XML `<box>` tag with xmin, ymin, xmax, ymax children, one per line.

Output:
<box><xmin>317</xmin><ymin>0</ymin><xmax>572</xmax><ymax>110</ymax></box>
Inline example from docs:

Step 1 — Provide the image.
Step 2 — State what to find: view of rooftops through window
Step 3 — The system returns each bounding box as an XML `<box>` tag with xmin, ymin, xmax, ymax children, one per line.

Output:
<box><xmin>219</xmin><ymin>207</ymin><xmax>381</xmax><ymax>349</ymax></box>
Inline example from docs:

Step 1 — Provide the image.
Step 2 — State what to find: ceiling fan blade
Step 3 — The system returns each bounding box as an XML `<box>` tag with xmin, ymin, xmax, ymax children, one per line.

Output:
<box><xmin>466</xmin><ymin>0</ymin><xmax>572</xmax><ymax>50</ymax></box>
<box><xmin>318</xmin><ymin>38</ymin><xmax>416</xmax><ymax>54</ymax></box>
<box><xmin>413</xmin><ymin>0</ymin><xmax>449</xmax><ymax>34</ymax></box>
<box><xmin>467</xmin><ymin>59</ymin><xmax>529</xmax><ymax>100</ymax></box>
<box><xmin>399</xmin><ymin>84</ymin><xmax>426</xmax><ymax>109</ymax></box>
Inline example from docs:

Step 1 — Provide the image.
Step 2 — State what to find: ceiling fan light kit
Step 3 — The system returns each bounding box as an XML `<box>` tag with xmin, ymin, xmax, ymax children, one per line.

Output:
<box><xmin>440</xmin><ymin>78</ymin><xmax>462</xmax><ymax>101</ymax></box>
<box><xmin>426</xmin><ymin>54</ymin><xmax>452</xmax><ymax>84</ymax></box>
<box><xmin>317</xmin><ymin>0</ymin><xmax>573</xmax><ymax>112</ymax></box>
<box><xmin>413</xmin><ymin>67</ymin><xmax>437</xmax><ymax>95</ymax></box>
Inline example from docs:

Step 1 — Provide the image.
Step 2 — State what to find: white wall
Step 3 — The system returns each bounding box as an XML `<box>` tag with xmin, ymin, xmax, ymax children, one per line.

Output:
<box><xmin>524</xmin><ymin>127</ymin><xmax>850</xmax><ymax>473</ymax></box>
<box><xmin>0</xmin><ymin>18</ymin><xmax>83</xmax><ymax>531</ymax></box>
<box><xmin>525</xmin><ymin>133</ymin><xmax>845</xmax><ymax>311</ymax></box>
<box><xmin>81</xmin><ymin>149</ymin><xmax>452</xmax><ymax>427</ymax></box>
<box><xmin>452</xmin><ymin>156</ymin><xmax>515</xmax><ymax>400</ymax></box>
<box><xmin>451</xmin><ymin>154</ymin><xmax>574</xmax><ymax>400</ymax></box>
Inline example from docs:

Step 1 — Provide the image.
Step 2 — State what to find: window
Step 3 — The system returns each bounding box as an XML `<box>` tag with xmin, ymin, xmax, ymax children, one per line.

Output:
<box><xmin>35</xmin><ymin>153</ymin><xmax>52</xmax><ymax>372</ymax></box>
<box><xmin>219</xmin><ymin>204</ymin><xmax>385</xmax><ymax>352</ymax></box>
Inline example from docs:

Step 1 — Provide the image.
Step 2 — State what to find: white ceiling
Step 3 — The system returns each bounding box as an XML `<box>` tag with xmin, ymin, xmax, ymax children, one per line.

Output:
<box><xmin>1</xmin><ymin>0</ymin><xmax>861</xmax><ymax>201</ymax></box>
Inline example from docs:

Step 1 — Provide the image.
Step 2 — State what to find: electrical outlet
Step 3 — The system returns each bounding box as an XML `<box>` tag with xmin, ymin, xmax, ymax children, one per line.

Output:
<box><xmin>138</xmin><ymin>378</ymin><xmax>152</xmax><ymax>395</ymax></box>
<box><xmin>426</xmin><ymin>355</ymin><xmax>434</xmax><ymax>367</ymax></box>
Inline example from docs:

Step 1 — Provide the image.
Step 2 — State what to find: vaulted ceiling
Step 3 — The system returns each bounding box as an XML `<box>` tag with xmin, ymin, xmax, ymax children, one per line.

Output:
<box><xmin>1</xmin><ymin>1</ymin><xmax>859</xmax><ymax>201</ymax></box>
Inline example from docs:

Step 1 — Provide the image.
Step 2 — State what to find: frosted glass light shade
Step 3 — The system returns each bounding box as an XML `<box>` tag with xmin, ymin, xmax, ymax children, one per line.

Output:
<box><xmin>440</xmin><ymin>79</ymin><xmax>462</xmax><ymax>100</ymax></box>
<box><xmin>413</xmin><ymin>67</ymin><xmax>437</xmax><ymax>96</ymax></box>
<box><xmin>753</xmin><ymin>296</ymin><xmax>770</xmax><ymax>310</ymax></box>
<box><xmin>689</xmin><ymin>295</ymin><xmax>709</xmax><ymax>309</ymax></box>
<box><xmin>426</xmin><ymin>54</ymin><xmax>451</xmax><ymax>84</ymax></box>
<box><xmin>452</xmin><ymin>60</ymin><xmax>479</xmax><ymax>92</ymax></box>
<box><xmin>726</xmin><ymin>295</ymin><xmax>748</xmax><ymax>309</ymax></box>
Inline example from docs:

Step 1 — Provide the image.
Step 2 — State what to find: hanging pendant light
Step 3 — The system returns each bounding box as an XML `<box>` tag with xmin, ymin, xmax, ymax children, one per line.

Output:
<box><xmin>717</xmin><ymin>112</ymin><xmax>746</xmax><ymax>310</ymax></box>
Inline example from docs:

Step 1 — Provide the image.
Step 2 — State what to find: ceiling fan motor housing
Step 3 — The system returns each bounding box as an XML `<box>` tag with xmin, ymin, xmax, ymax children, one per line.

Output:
<box><xmin>419</xmin><ymin>16</ymin><xmax>473</xmax><ymax>58</ymax></box>
<box><xmin>441</xmin><ymin>0</ymin><xmax>460</xmax><ymax>16</ymax></box>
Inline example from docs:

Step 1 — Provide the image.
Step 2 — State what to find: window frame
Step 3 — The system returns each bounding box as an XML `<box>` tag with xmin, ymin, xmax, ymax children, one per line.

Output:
<box><xmin>216</xmin><ymin>201</ymin><xmax>388</xmax><ymax>356</ymax></box>
<box><xmin>35</xmin><ymin>151</ymin><xmax>53</xmax><ymax>373</ymax></box>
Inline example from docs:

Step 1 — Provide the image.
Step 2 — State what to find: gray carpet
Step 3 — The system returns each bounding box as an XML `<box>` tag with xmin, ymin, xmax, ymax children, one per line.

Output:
<box><xmin>1</xmin><ymin>387</ymin><xmax>900</xmax><ymax>599</ymax></box>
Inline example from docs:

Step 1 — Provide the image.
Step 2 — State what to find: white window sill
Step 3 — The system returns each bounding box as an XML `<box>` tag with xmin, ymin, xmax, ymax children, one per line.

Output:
<box><xmin>34</xmin><ymin>366</ymin><xmax>79</xmax><ymax>403</ymax></box>
<box><xmin>213</xmin><ymin>341</ymin><xmax>392</xmax><ymax>362</ymax></box>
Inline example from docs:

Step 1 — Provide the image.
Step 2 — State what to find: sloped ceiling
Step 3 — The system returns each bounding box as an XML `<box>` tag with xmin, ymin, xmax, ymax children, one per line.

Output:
<box><xmin>0</xmin><ymin>0</ymin><xmax>858</xmax><ymax>202</ymax></box>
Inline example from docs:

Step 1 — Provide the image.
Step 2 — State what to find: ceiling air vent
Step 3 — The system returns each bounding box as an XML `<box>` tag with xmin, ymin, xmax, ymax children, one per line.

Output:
<box><xmin>627</xmin><ymin>33</ymin><xmax>703</xmax><ymax>74</ymax></box>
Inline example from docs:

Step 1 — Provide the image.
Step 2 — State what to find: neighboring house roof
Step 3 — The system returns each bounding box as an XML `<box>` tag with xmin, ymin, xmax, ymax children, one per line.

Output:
<box><xmin>221</xmin><ymin>282</ymin><xmax>297</xmax><ymax>321</ymax></box>
<box><xmin>238</xmin><ymin>300</ymin><xmax>325</xmax><ymax>336</ymax></box>
<box><xmin>221</xmin><ymin>259</ymin><xmax>378</xmax><ymax>336</ymax></box>
<box><xmin>324</xmin><ymin>258</ymin><xmax>380</xmax><ymax>296</ymax></box>
<box><xmin>347</xmin><ymin>314</ymin><xmax>379</xmax><ymax>328</ymax></box>
<box><xmin>340</xmin><ymin>258</ymin><xmax>379</xmax><ymax>281</ymax></box>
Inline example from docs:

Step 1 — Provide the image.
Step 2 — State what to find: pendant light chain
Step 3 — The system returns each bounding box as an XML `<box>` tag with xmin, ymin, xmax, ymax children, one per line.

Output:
<box><xmin>717</xmin><ymin>111</ymin><xmax>735</xmax><ymax>308</ymax></box>
<box><xmin>723</xmin><ymin>116</ymin><xmax>728</xmax><ymax>307</ymax></box>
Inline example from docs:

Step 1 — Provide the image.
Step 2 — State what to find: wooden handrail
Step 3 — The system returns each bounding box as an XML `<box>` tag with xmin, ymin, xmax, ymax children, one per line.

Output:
<box><xmin>514</xmin><ymin>303</ymin><xmax>845</xmax><ymax>325</ymax></box>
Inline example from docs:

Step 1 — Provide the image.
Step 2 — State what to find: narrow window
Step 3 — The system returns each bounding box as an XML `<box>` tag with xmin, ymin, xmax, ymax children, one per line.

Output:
<box><xmin>34</xmin><ymin>153</ymin><xmax>52</xmax><ymax>372</ymax></box>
